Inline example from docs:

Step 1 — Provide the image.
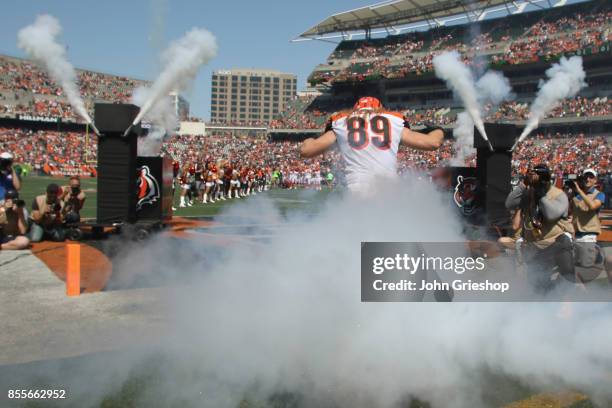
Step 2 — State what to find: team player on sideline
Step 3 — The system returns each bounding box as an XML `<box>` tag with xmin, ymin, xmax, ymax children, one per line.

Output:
<box><xmin>299</xmin><ymin>97</ymin><xmax>445</xmax><ymax>192</ymax></box>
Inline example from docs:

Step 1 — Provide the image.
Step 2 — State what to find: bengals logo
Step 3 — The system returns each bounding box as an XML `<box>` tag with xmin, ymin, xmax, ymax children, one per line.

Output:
<box><xmin>453</xmin><ymin>175</ymin><xmax>479</xmax><ymax>215</ymax></box>
<box><xmin>136</xmin><ymin>165</ymin><xmax>160</xmax><ymax>211</ymax></box>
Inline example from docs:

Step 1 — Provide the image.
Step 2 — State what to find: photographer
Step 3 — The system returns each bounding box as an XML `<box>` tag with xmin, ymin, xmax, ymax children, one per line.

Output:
<box><xmin>570</xmin><ymin>169</ymin><xmax>606</xmax><ymax>275</ymax></box>
<box><xmin>29</xmin><ymin>183</ymin><xmax>65</xmax><ymax>242</ymax></box>
<box><xmin>60</xmin><ymin>176</ymin><xmax>86</xmax><ymax>224</ymax></box>
<box><xmin>0</xmin><ymin>152</ymin><xmax>21</xmax><ymax>201</ymax></box>
<box><xmin>0</xmin><ymin>190</ymin><xmax>29</xmax><ymax>250</ymax></box>
<box><xmin>505</xmin><ymin>165</ymin><xmax>574</xmax><ymax>291</ymax></box>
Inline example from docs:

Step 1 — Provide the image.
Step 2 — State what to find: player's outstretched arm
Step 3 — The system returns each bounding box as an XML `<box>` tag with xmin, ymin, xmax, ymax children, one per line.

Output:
<box><xmin>300</xmin><ymin>130</ymin><xmax>337</xmax><ymax>158</ymax></box>
<box><xmin>400</xmin><ymin>128</ymin><xmax>443</xmax><ymax>151</ymax></box>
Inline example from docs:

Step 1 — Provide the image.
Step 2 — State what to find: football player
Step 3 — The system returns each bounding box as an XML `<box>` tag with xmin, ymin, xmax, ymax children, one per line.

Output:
<box><xmin>300</xmin><ymin>96</ymin><xmax>445</xmax><ymax>193</ymax></box>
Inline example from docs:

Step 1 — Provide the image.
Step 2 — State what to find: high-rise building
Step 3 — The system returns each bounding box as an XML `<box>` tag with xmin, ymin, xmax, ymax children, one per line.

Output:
<box><xmin>210</xmin><ymin>69</ymin><xmax>297</xmax><ymax>124</ymax></box>
<box><xmin>169</xmin><ymin>91</ymin><xmax>190</xmax><ymax>121</ymax></box>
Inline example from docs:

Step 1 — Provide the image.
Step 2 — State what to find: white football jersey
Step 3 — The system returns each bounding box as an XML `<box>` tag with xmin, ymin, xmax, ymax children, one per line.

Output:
<box><xmin>331</xmin><ymin>110</ymin><xmax>405</xmax><ymax>191</ymax></box>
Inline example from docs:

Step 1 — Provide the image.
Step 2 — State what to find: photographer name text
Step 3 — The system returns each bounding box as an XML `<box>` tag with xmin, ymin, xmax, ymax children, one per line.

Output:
<box><xmin>372</xmin><ymin>279</ymin><xmax>510</xmax><ymax>293</ymax></box>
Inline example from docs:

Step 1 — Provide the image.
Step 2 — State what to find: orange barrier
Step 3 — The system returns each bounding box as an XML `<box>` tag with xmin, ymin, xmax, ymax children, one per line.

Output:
<box><xmin>66</xmin><ymin>243</ymin><xmax>81</xmax><ymax>297</ymax></box>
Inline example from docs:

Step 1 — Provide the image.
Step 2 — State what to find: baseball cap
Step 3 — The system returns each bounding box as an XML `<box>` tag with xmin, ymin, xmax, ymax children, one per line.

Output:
<box><xmin>0</xmin><ymin>152</ymin><xmax>13</xmax><ymax>160</ymax></box>
<box><xmin>582</xmin><ymin>168</ymin><xmax>597</xmax><ymax>178</ymax></box>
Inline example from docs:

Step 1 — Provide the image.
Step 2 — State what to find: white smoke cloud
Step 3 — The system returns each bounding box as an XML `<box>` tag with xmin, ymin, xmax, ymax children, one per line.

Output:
<box><xmin>3</xmin><ymin>179</ymin><xmax>612</xmax><ymax>407</ymax></box>
<box><xmin>450</xmin><ymin>70</ymin><xmax>513</xmax><ymax>165</ymax></box>
<box><xmin>132</xmin><ymin>27</ymin><xmax>217</xmax><ymax>127</ymax></box>
<box><xmin>517</xmin><ymin>56</ymin><xmax>587</xmax><ymax>145</ymax></box>
<box><xmin>17</xmin><ymin>15</ymin><xmax>93</xmax><ymax>127</ymax></box>
<box><xmin>132</xmin><ymin>86</ymin><xmax>177</xmax><ymax>156</ymax></box>
<box><xmin>433</xmin><ymin>51</ymin><xmax>489</xmax><ymax>147</ymax></box>
<box><xmin>450</xmin><ymin>112</ymin><xmax>475</xmax><ymax>166</ymax></box>
<box><xmin>476</xmin><ymin>70</ymin><xmax>513</xmax><ymax>106</ymax></box>
<box><xmin>102</xmin><ymin>179</ymin><xmax>612</xmax><ymax>407</ymax></box>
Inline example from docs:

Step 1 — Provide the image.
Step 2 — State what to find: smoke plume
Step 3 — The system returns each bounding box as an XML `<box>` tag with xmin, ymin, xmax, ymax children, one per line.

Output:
<box><xmin>132</xmin><ymin>28</ymin><xmax>217</xmax><ymax>127</ymax></box>
<box><xmin>518</xmin><ymin>56</ymin><xmax>587</xmax><ymax>144</ymax></box>
<box><xmin>433</xmin><ymin>51</ymin><xmax>489</xmax><ymax>147</ymax></box>
<box><xmin>450</xmin><ymin>112</ymin><xmax>475</xmax><ymax>166</ymax></box>
<box><xmin>17</xmin><ymin>15</ymin><xmax>94</xmax><ymax>127</ymax></box>
<box><xmin>476</xmin><ymin>70</ymin><xmax>513</xmax><ymax>106</ymax></box>
<box><xmin>3</xmin><ymin>179</ymin><xmax>612</xmax><ymax>407</ymax></box>
<box><xmin>132</xmin><ymin>86</ymin><xmax>177</xmax><ymax>156</ymax></box>
<box><xmin>450</xmin><ymin>70</ymin><xmax>513</xmax><ymax>165</ymax></box>
<box><xmin>137</xmin><ymin>180</ymin><xmax>612</xmax><ymax>407</ymax></box>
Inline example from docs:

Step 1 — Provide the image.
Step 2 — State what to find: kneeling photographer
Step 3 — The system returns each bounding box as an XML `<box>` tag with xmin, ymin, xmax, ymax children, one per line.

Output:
<box><xmin>505</xmin><ymin>165</ymin><xmax>574</xmax><ymax>291</ymax></box>
<box><xmin>61</xmin><ymin>176</ymin><xmax>86</xmax><ymax>224</ymax></box>
<box><xmin>567</xmin><ymin>169</ymin><xmax>606</xmax><ymax>281</ymax></box>
<box><xmin>0</xmin><ymin>190</ymin><xmax>30</xmax><ymax>250</ymax></box>
<box><xmin>29</xmin><ymin>183</ymin><xmax>65</xmax><ymax>242</ymax></box>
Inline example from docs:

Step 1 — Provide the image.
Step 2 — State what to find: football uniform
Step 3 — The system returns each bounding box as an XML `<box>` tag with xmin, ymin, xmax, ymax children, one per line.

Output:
<box><xmin>330</xmin><ymin>110</ymin><xmax>405</xmax><ymax>191</ymax></box>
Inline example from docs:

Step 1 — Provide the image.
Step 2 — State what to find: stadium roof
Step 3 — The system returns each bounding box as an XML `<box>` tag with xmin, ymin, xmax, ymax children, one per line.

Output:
<box><xmin>295</xmin><ymin>0</ymin><xmax>563</xmax><ymax>40</ymax></box>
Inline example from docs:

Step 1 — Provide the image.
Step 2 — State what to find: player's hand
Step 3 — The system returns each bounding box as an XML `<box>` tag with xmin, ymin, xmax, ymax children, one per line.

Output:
<box><xmin>421</xmin><ymin>125</ymin><xmax>452</xmax><ymax>140</ymax></box>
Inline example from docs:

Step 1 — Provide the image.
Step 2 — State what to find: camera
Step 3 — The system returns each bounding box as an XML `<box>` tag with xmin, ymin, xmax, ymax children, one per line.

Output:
<box><xmin>0</xmin><ymin>159</ymin><xmax>12</xmax><ymax>176</ymax></box>
<box><xmin>71</xmin><ymin>186</ymin><xmax>81</xmax><ymax>195</ymax></box>
<box><xmin>3</xmin><ymin>190</ymin><xmax>24</xmax><ymax>209</ymax></box>
<box><xmin>564</xmin><ymin>174</ymin><xmax>586</xmax><ymax>196</ymax></box>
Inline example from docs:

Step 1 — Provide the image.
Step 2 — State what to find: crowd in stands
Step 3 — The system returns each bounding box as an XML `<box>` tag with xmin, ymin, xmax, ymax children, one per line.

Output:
<box><xmin>269</xmin><ymin>95</ymin><xmax>612</xmax><ymax>130</ymax></box>
<box><xmin>207</xmin><ymin>119</ymin><xmax>267</xmax><ymax>127</ymax></box>
<box><xmin>0</xmin><ymin>124</ymin><xmax>609</xmax><ymax>183</ymax></box>
<box><xmin>310</xmin><ymin>2</ymin><xmax>611</xmax><ymax>85</ymax></box>
<box><xmin>0</xmin><ymin>55</ymin><xmax>148</xmax><ymax>123</ymax></box>
<box><xmin>0</xmin><ymin>97</ymin><xmax>79</xmax><ymax>120</ymax></box>
<box><xmin>0</xmin><ymin>127</ymin><xmax>96</xmax><ymax>177</ymax></box>
<box><xmin>512</xmin><ymin>134</ymin><xmax>610</xmax><ymax>177</ymax></box>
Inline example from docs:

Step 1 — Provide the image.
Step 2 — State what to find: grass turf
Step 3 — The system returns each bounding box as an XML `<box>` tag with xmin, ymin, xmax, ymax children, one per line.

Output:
<box><xmin>15</xmin><ymin>176</ymin><xmax>336</xmax><ymax>220</ymax></box>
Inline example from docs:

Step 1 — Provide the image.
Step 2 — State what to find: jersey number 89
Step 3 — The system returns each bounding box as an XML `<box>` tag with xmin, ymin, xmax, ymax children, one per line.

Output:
<box><xmin>346</xmin><ymin>115</ymin><xmax>391</xmax><ymax>150</ymax></box>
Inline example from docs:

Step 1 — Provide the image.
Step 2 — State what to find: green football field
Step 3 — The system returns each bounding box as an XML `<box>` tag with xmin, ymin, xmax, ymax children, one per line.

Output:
<box><xmin>16</xmin><ymin>176</ymin><xmax>336</xmax><ymax>220</ymax></box>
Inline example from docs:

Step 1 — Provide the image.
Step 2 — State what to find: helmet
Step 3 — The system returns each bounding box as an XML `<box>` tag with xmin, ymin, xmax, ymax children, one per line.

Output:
<box><xmin>354</xmin><ymin>96</ymin><xmax>382</xmax><ymax>110</ymax></box>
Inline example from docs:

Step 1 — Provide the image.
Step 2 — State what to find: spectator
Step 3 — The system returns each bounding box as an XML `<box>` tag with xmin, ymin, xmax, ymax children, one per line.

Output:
<box><xmin>0</xmin><ymin>190</ymin><xmax>29</xmax><ymax>250</ymax></box>
<box><xmin>0</xmin><ymin>152</ymin><xmax>20</xmax><ymax>200</ymax></box>
<box><xmin>571</xmin><ymin>168</ymin><xmax>606</xmax><ymax>277</ymax></box>
<box><xmin>29</xmin><ymin>183</ymin><xmax>65</xmax><ymax>242</ymax></box>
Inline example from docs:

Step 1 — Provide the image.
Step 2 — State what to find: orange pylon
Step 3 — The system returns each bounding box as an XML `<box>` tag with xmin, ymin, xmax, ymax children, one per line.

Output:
<box><xmin>66</xmin><ymin>243</ymin><xmax>81</xmax><ymax>296</ymax></box>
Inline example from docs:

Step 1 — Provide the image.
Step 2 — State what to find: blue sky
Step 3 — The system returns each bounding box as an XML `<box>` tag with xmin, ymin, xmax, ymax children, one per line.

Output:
<box><xmin>0</xmin><ymin>0</ymin><xmax>376</xmax><ymax>119</ymax></box>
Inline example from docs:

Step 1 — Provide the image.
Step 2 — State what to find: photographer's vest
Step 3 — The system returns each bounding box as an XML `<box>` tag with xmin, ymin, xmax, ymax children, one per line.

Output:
<box><xmin>572</xmin><ymin>189</ymin><xmax>602</xmax><ymax>234</ymax></box>
<box><xmin>523</xmin><ymin>186</ymin><xmax>574</xmax><ymax>249</ymax></box>
<box><xmin>35</xmin><ymin>195</ymin><xmax>64</xmax><ymax>226</ymax></box>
